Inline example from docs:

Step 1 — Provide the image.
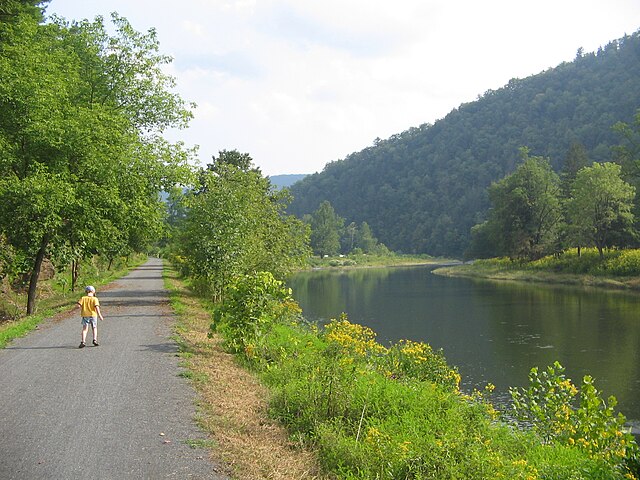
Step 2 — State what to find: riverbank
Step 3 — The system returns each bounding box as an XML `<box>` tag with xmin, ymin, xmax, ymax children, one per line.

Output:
<box><xmin>307</xmin><ymin>253</ymin><xmax>460</xmax><ymax>270</ymax></box>
<box><xmin>433</xmin><ymin>264</ymin><xmax>640</xmax><ymax>290</ymax></box>
<box><xmin>166</xmin><ymin>265</ymin><xmax>639</xmax><ymax>479</ymax></box>
<box><xmin>433</xmin><ymin>248</ymin><xmax>640</xmax><ymax>292</ymax></box>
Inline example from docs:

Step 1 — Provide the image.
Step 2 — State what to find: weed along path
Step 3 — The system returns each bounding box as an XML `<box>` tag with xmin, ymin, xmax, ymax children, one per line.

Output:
<box><xmin>0</xmin><ymin>258</ymin><xmax>226</xmax><ymax>480</ymax></box>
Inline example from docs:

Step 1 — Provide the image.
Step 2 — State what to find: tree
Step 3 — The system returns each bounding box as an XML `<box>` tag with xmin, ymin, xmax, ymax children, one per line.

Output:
<box><xmin>566</xmin><ymin>162</ymin><xmax>635</xmax><ymax>258</ymax></box>
<box><xmin>178</xmin><ymin>151</ymin><xmax>310</xmax><ymax>301</ymax></box>
<box><xmin>0</xmin><ymin>0</ymin><xmax>48</xmax><ymax>25</ymax></box>
<box><xmin>309</xmin><ymin>201</ymin><xmax>343</xmax><ymax>257</ymax></box>
<box><xmin>208</xmin><ymin>149</ymin><xmax>255</xmax><ymax>173</ymax></box>
<box><xmin>560</xmin><ymin>143</ymin><xmax>590</xmax><ymax>255</ymax></box>
<box><xmin>482</xmin><ymin>149</ymin><xmax>563</xmax><ymax>260</ymax></box>
<box><xmin>0</xmin><ymin>12</ymin><xmax>194</xmax><ymax>313</ymax></box>
<box><xmin>561</xmin><ymin>142</ymin><xmax>589</xmax><ymax>198</ymax></box>
<box><xmin>356</xmin><ymin>221</ymin><xmax>378</xmax><ymax>253</ymax></box>
<box><xmin>343</xmin><ymin>222</ymin><xmax>357</xmax><ymax>253</ymax></box>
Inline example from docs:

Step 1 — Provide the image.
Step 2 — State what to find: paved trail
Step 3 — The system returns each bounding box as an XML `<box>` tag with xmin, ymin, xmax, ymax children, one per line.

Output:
<box><xmin>0</xmin><ymin>258</ymin><xmax>226</xmax><ymax>479</ymax></box>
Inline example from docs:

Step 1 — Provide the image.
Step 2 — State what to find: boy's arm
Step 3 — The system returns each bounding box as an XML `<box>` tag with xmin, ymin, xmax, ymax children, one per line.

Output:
<box><xmin>96</xmin><ymin>305</ymin><xmax>104</xmax><ymax>321</ymax></box>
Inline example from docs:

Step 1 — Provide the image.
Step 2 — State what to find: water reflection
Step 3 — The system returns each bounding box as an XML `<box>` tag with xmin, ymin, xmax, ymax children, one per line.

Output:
<box><xmin>289</xmin><ymin>266</ymin><xmax>640</xmax><ymax>423</ymax></box>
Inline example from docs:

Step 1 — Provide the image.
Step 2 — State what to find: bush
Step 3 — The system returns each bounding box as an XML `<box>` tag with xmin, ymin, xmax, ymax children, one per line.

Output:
<box><xmin>211</xmin><ymin>271</ymin><xmax>301</xmax><ymax>355</ymax></box>
<box><xmin>511</xmin><ymin>362</ymin><xmax>639</xmax><ymax>477</ymax></box>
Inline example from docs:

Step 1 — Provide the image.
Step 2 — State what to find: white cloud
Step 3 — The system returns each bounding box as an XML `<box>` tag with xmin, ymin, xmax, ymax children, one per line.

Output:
<box><xmin>48</xmin><ymin>0</ymin><xmax>640</xmax><ymax>175</ymax></box>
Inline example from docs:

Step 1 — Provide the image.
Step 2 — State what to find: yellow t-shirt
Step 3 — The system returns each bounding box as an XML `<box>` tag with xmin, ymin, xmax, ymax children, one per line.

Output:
<box><xmin>78</xmin><ymin>295</ymin><xmax>100</xmax><ymax>318</ymax></box>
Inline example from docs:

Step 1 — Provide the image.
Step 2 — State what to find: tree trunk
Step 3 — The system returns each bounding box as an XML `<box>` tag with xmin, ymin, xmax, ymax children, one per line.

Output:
<box><xmin>71</xmin><ymin>259</ymin><xmax>79</xmax><ymax>292</ymax></box>
<box><xmin>577</xmin><ymin>246</ymin><xmax>581</xmax><ymax>257</ymax></box>
<box><xmin>26</xmin><ymin>234</ymin><xmax>49</xmax><ymax>315</ymax></box>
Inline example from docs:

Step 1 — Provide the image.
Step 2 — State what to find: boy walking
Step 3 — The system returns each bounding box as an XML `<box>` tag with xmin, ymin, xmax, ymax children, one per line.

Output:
<box><xmin>77</xmin><ymin>285</ymin><xmax>104</xmax><ymax>348</ymax></box>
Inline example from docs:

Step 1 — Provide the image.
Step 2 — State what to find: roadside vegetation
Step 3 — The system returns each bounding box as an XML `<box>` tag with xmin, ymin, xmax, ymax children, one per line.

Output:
<box><xmin>163</xmin><ymin>267</ymin><xmax>325</xmax><ymax>479</ymax></box>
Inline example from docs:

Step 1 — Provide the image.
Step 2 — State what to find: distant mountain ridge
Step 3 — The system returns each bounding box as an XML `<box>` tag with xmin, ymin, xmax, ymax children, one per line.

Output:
<box><xmin>288</xmin><ymin>30</ymin><xmax>640</xmax><ymax>256</ymax></box>
<box><xmin>269</xmin><ymin>174</ymin><xmax>308</xmax><ymax>189</ymax></box>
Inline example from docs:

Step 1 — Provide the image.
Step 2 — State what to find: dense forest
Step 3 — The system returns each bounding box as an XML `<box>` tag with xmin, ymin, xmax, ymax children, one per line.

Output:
<box><xmin>288</xmin><ymin>30</ymin><xmax>640</xmax><ymax>257</ymax></box>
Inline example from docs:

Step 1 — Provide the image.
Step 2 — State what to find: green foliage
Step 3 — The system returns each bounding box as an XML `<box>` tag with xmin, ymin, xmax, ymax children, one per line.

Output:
<box><xmin>566</xmin><ymin>162</ymin><xmax>635</xmax><ymax>257</ymax></box>
<box><xmin>475</xmin><ymin>149</ymin><xmax>563</xmax><ymax>260</ymax></box>
<box><xmin>309</xmin><ymin>200</ymin><xmax>343</xmax><ymax>256</ymax></box>
<box><xmin>251</xmin><ymin>314</ymin><xmax>626</xmax><ymax>478</ymax></box>
<box><xmin>0</xmin><ymin>10</ymin><xmax>194</xmax><ymax>312</ymax></box>
<box><xmin>212</xmin><ymin>271</ymin><xmax>301</xmax><ymax>355</ymax></box>
<box><xmin>289</xmin><ymin>31</ymin><xmax>640</xmax><ymax>257</ymax></box>
<box><xmin>307</xmin><ymin>201</ymin><xmax>384</xmax><ymax>257</ymax></box>
<box><xmin>175</xmin><ymin>152</ymin><xmax>310</xmax><ymax>300</ymax></box>
<box><xmin>382</xmin><ymin>339</ymin><xmax>461</xmax><ymax>391</ymax></box>
<box><xmin>511</xmin><ymin>362</ymin><xmax>639</xmax><ymax>476</ymax></box>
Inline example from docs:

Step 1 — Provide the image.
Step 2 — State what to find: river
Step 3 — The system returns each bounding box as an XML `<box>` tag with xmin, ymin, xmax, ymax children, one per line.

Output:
<box><xmin>289</xmin><ymin>264</ymin><xmax>640</xmax><ymax>426</ymax></box>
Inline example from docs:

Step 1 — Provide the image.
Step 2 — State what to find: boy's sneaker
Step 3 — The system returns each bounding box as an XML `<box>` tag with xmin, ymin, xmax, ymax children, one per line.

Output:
<box><xmin>79</xmin><ymin>342</ymin><xmax>85</xmax><ymax>348</ymax></box>
<box><xmin>92</xmin><ymin>340</ymin><xmax>99</xmax><ymax>346</ymax></box>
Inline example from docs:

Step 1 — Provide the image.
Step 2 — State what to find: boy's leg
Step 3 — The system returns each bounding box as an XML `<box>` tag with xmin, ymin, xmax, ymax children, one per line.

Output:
<box><xmin>91</xmin><ymin>317</ymin><xmax>99</xmax><ymax>345</ymax></box>
<box><xmin>81</xmin><ymin>323</ymin><xmax>89</xmax><ymax>345</ymax></box>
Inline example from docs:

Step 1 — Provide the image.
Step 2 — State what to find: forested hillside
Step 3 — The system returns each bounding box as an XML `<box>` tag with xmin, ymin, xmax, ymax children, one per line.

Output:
<box><xmin>288</xmin><ymin>30</ymin><xmax>640</xmax><ymax>257</ymax></box>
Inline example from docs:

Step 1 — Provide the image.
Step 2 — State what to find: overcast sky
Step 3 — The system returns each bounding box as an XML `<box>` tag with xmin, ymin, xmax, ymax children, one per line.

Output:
<box><xmin>46</xmin><ymin>1</ymin><xmax>640</xmax><ymax>176</ymax></box>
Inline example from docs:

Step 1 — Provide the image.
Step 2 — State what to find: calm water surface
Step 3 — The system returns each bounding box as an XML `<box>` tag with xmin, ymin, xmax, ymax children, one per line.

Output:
<box><xmin>289</xmin><ymin>265</ymin><xmax>640</xmax><ymax>424</ymax></box>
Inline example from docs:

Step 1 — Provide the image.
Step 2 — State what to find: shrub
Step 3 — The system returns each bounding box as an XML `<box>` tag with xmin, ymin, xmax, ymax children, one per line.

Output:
<box><xmin>510</xmin><ymin>362</ymin><xmax>639</xmax><ymax>477</ymax></box>
<box><xmin>211</xmin><ymin>271</ymin><xmax>301</xmax><ymax>355</ymax></box>
<box><xmin>381</xmin><ymin>339</ymin><xmax>461</xmax><ymax>392</ymax></box>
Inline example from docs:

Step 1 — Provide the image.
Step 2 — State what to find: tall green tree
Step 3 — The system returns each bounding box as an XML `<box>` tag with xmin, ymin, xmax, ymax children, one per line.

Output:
<box><xmin>356</xmin><ymin>221</ymin><xmax>378</xmax><ymax>253</ymax></box>
<box><xmin>481</xmin><ymin>149</ymin><xmax>563</xmax><ymax>260</ymax></box>
<box><xmin>566</xmin><ymin>162</ymin><xmax>635</xmax><ymax>258</ymax></box>
<box><xmin>309</xmin><ymin>201</ymin><xmax>343</xmax><ymax>257</ymax></box>
<box><xmin>178</xmin><ymin>151</ymin><xmax>310</xmax><ymax>301</ymax></box>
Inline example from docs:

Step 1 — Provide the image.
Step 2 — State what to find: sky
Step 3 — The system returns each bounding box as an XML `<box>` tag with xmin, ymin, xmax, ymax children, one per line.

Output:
<box><xmin>46</xmin><ymin>1</ymin><xmax>640</xmax><ymax>176</ymax></box>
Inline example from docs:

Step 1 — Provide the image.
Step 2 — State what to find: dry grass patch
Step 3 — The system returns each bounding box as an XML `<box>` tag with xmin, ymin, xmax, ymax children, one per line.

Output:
<box><xmin>165</xmin><ymin>270</ymin><xmax>325</xmax><ymax>480</ymax></box>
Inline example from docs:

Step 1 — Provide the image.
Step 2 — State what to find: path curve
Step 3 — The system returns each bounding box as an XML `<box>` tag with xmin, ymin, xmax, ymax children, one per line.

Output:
<box><xmin>0</xmin><ymin>258</ymin><xmax>226</xmax><ymax>479</ymax></box>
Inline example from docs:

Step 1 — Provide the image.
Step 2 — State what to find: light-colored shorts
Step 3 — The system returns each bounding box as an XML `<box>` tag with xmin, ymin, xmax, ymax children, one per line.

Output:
<box><xmin>81</xmin><ymin>316</ymin><xmax>97</xmax><ymax>328</ymax></box>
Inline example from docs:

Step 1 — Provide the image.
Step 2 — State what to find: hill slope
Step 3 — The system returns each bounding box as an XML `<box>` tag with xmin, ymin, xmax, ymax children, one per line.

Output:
<box><xmin>289</xmin><ymin>31</ymin><xmax>640</xmax><ymax>257</ymax></box>
<box><xmin>269</xmin><ymin>174</ymin><xmax>308</xmax><ymax>189</ymax></box>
